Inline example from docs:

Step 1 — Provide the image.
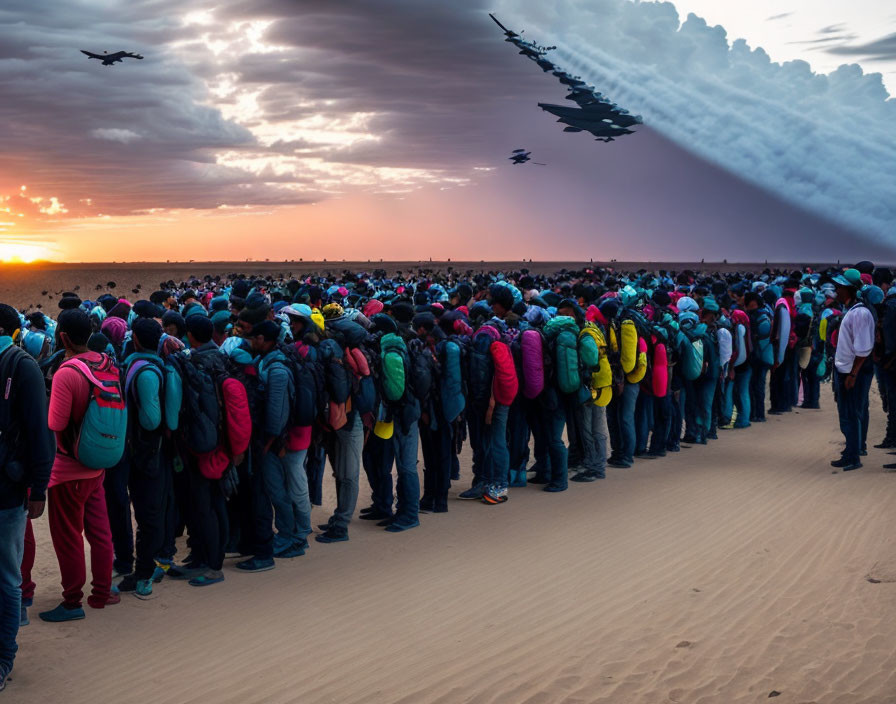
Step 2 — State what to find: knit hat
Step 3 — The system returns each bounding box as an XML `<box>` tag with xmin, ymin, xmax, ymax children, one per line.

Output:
<box><xmin>132</xmin><ymin>318</ymin><xmax>163</xmax><ymax>352</ymax></box>
<box><xmin>185</xmin><ymin>315</ymin><xmax>214</xmax><ymax>344</ymax></box>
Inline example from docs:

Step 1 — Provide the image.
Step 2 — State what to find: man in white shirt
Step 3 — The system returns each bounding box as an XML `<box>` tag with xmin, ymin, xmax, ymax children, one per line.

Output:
<box><xmin>831</xmin><ymin>269</ymin><xmax>875</xmax><ymax>471</ymax></box>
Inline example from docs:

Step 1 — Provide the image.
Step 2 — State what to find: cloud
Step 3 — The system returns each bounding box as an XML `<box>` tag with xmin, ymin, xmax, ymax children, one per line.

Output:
<box><xmin>766</xmin><ymin>13</ymin><xmax>793</xmax><ymax>22</ymax></box>
<box><xmin>828</xmin><ymin>32</ymin><xmax>896</xmax><ymax>61</ymax></box>
<box><xmin>494</xmin><ymin>0</ymin><xmax>896</xmax><ymax>244</ymax></box>
<box><xmin>90</xmin><ymin>128</ymin><xmax>141</xmax><ymax>143</ymax></box>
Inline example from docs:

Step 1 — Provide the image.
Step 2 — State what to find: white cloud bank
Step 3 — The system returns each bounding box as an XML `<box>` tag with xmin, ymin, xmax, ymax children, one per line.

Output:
<box><xmin>497</xmin><ymin>0</ymin><xmax>896</xmax><ymax>242</ymax></box>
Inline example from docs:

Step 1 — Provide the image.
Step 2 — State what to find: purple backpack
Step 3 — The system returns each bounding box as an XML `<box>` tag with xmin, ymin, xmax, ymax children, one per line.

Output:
<box><xmin>520</xmin><ymin>328</ymin><xmax>545</xmax><ymax>400</ymax></box>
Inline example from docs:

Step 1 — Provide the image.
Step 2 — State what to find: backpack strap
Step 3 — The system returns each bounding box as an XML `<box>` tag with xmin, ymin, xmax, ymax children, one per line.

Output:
<box><xmin>0</xmin><ymin>347</ymin><xmax>26</xmax><ymax>465</ymax></box>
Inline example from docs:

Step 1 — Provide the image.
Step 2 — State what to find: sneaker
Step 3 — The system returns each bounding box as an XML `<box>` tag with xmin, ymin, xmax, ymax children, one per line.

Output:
<box><xmin>316</xmin><ymin>528</ymin><xmax>349</xmax><ymax>544</ymax></box>
<box><xmin>457</xmin><ymin>484</ymin><xmax>485</xmax><ymax>500</ymax></box>
<box><xmin>571</xmin><ymin>470</ymin><xmax>598</xmax><ymax>483</ymax></box>
<box><xmin>135</xmin><ymin>579</ymin><xmax>155</xmax><ymax>600</ymax></box>
<box><xmin>385</xmin><ymin>519</ymin><xmax>420</xmax><ymax>533</ymax></box>
<box><xmin>117</xmin><ymin>574</ymin><xmax>139</xmax><ymax>592</ymax></box>
<box><xmin>189</xmin><ymin>569</ymin><xmax>225</xmax><ymax>587</ymax></box>
<box><xmin>882</xmin><ymin>464</ymin><xmax>896</xmax><ymax>472</ymax></box>
<box><xmin>831</xmin><ymin>458</ymin><xmax>853</xmax><ymax>468</ymax></box>
<box><xmin>875</xmin><ymin>440</ymin><xmax>896</xmax><ymax>449</ymax></box>
<box><xmin>841</xmin><ymin>462</ymin><xmax>863</xmax><ymax>472</ymax></box>
<box><xmin>607</xmin><ymin>459</ymin><xmax>632</xmax><ymax>468</ymax></box>
<box><xmin>166</xmin><ymin>563</ymin><xmax>205</xmax><ymax>581</ymax></box>
<box><xmin>236</xmin><ymin>557</ymin><xmax>276</xmax><ymax>572</ymax></box>
<box><xmin>543</xmin><ymin>483</ymin><xmax>568</xmax><ymax>492</ymax></box>
<box><xmin>39</xmin><ymin>603</ymin><xmax>86</xmax><ymax>623</ymax></box>
<box><xmin>482</xmin><ymin>484</ymin><xmax>508</xmax><ymax>505</ymax></box>
<box><xmin>151</xmin><ymin>559</ymin><xmax>172</xmax><ymax>584</ymax></box>
<box><xmin>359</xmin><ymin>510</ymin><xmax>392</xmax><ymax>521</ymax></box>
<box><xmin>20</xmin><ymin>605</ymin><xmax>28</xmax><ymax>627</ymax></box>
<box><xmin>275</xmin><ymin>543</ymin><xmax>306</xmax><ymax>558</ymax></box>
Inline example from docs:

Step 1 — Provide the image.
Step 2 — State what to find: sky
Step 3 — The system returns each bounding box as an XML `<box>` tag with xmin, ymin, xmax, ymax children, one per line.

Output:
<box><xmin>0</xmin><ymin>0</ymin><xmax>894</xmax><ymax>263</ymax></box>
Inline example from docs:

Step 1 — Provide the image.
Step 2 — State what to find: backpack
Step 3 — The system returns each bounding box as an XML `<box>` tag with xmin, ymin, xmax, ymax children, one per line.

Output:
<box><xmin>651</xmin><ymin>339</ymin><xmax>669</xmax><ymax>397</ymax></box>
<box><xmin>468</xmin><ymin>327</ymin><xmax>496</xmax><ymax>408</ymax></box>
<box><xmin>60</xmin><ymin>355</ymin><xmax>128</xmax><ymax>470</ymax></box>
<box><xmin>579</xmin><ymin>324</ymin><xmax>612</xmax><ymax>406</ymax></box>
<box><xmin>619</xmin><ymin>318</ymin><xmax>639</xmax><ymax>375</ymax></box>
<box><xmin>124</xmin><ymin>355</ymin><xmax>182</xmax><ymax>434</ymax></box>
<box><xmin>679</xmin><ymin>328</ymin><xmax>705</xmax><ymax>382</ymax></box>
<box><xmin>773</xmin><ymin>299</ymin><xmax>792</xmax><ymax>365</ymax></box>
<box><xmin>279</xmin><ymin>343</ymin><xmax>325</xmax><ymax>427</ymax></box>
<box><xmin>318</xmin><ymin>338</ymin><xmax>351</xmax><ymax>405</ymax></box>
<box><xmin>345</xmin><ymin>345</ymin><xmax>378</xmax><ymax>417</ymax></box>
<box><xmin>0</xmin><ymin>346</ymin><xmax>29</xmax><ymax>482</ymax></box>
<box><xmin>173</xmin><ymin>351</ymin><xmax>226</xmax><ymax>455</ymax></box>
<box><xmin>408</xmin><ymin>339</ymin><xmax>437</xmax><ymax>409</ymax></box>
<box><xmin>544</xmin><ymin>316</ymin><xmax>581</xmax><ymax>396</ymax></box>
<box><xmin>489</xmin><ymin>332</ymin><xmax>518</xmax><ymax>407</ymax></box>
<box><xmin>519</xmin><ymin>328</ymin><xmax>546</xmax><ymax>400</ymax></box>
<box><xmin>440</xmin><ymin>337</ymin><xmax>466</xmax><ymax>423</ymax></box>
<box><xmin>380</xmin><ymin>333</ymin><xmax>409</xmax><ymax>404</ymax></box>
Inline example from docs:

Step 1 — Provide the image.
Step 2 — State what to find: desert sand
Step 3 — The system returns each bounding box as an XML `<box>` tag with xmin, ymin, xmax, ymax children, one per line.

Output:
<box><xmin>11</xmin><ymin>385</ymin><xmax>896</xmax><ymax>704</ymax></box>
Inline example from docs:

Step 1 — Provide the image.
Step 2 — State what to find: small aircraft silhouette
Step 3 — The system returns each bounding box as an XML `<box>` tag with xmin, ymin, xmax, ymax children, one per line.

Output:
<box><xmin>509</xmin><ymin>149</ymin><xmax>546</xmax><ymax>166</ymax></box>
<box><xmin>80</xmin><ymin>50</ymin><xmax>144</xmax><ymax>66</ymax></box>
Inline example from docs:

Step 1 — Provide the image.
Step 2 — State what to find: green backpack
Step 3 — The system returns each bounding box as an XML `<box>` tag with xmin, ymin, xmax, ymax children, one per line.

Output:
<box><xmin>380</xmin><ymin>333</ymin><xmax>408</xmax><ymax>403</ymax></box>
<box><xmin>545</xmin><ymin>316</ymin><xmax>581</xmax><ymax>396</ymax></box>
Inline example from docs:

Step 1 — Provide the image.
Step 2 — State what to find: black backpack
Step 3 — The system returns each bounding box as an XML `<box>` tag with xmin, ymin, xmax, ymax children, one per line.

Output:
<box><xmin>0</xmin><ymin>346</ymin><xmax>29</xmax><ymax>482</ymax></box>
<box><xmin>279</xmin><ymin>343</ymin><xmax>326</xmax><ymax>427</ymax></box>
<box><xmin>172</xmin><ymin>350</ymin><xmax>228</xmax><ymax>455</ymax></box>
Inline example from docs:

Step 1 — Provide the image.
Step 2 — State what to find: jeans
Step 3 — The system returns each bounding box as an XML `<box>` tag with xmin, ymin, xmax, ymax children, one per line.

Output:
<box><xmin>129</xmin><ymin>448</ymin><xmax>166</xmax><ymax>580</ymax></box>
<box><xmin>732</xmin><ymin>365</ymin><xmax>752</xmax><ymax>428</ymax></box>
<box><xmin>362</xmin><ymin>434</ymin><xmax>394</xmax><ymax>516</ymax></box>
<box><xmin>186</xmin><ymin>465</ymin><xmax>227</xmax><ymax>571</ymax></box>
<box><xmin>0</xmin><ymin>506</ymin><xmax>26</xmax><ymax>676</ymax></box>
<box><xmin>482</xmin><ymin>404</ymin><xmax>510</xmax><ymax>489</ymax></box>
<box><xmin>563</xmin><ymin>395</ymin><xmax>584</xmax><ymax>469</ymax></box>
<box><xmin>229</xmin><ymin>448</ymin><xmax>274</xmax><ymax>560</ymax></box>
<box><xmin>649</xmin><ymin>392</ymin><xmax>672</xmax><ymax>454</ymax></box>
<box><xmin>750</xmin><ymin>361</ymin><xmax>769</xmax><ymax>421</ymax></box>
<box><xmin>420</xmin><ymin>420</ymin><xmax>452</xmax><ymax>510</ymax></box>
<box><xmin>392</xmin><ymin>420</ymin><xmax>420</xmax><ymax>525</ymax></box>
<box><xmin>681</xmin><ymin>379</ymin><xmax>698</xmax><ymax>441</ymax></box>
<box><xmin>263</xmin><ymin>448</ymin><xmax>311</xmax><ymax>552</ymax></box>
<box><xmin>800</xmin><ymin>355</ymin><xmax>821</xmax><ymax>408</ymax></box>
<box><xmin>880</xmin><ymin>369</ymin><xmax>896</xmax><ymax>442</ymax></box>
<box><xmin>835</xmin><ymin>368</ymin><xmax>873</xmax><ymax>463</ymax></box>
<box><xmin>20</xmin><ymin>519</ymin><xmax>35</xmax><ymax>605</ymax></box>
<box><xmin>538</xmin><ymin>402</ymin><xmax>568</xmax><ymax>488</ymax></box>
<box><xmin>635</xmin><ymin>391</ymin><xmax>653</xmax><ymax>454</ymax></box>
<box><xmin>616</xmin><ymin>382</ymin><xmax>639</xmax><ymax>462</ymax></box>
<box><xmin>508</xmin><ymin>399</ymin><xmax>530</xmax><ymax>474</ymax></box>
<box><xmin>467</xmin><ymin>409</ymin><xmax>486</xmax><ymax>487</ymax></box>
<box><xmin>305</xmin><ymin>443</ymin><xmax>326</xmax><ymax>507</ymax></box>
<box><xmin>325</xmin><ymin>412</ymin><xmax>363</xmax><ymax>532</ymax></box>
<box><xmin>48</xmin><ymin>475</ymin><xmax>114</xmax><ymax>608</ymax></box>
<box><xmin>577</xmin><ymin>403</ymin><xmax>608</xmax><ymax>477</ymax></box>
<box><xmin>770</xmin><ymin>354</ymin><xmax>793</xmax><ymax>412</ymax></box>
<box><xmin>695</xmin><ymin>372</ymin><xmax>717</xmax><ymax>442</ymax></box>
<box><xmin>104</xmin><ymin>455</ymin><xmax>133</xmax><ymax>575</ymax></box>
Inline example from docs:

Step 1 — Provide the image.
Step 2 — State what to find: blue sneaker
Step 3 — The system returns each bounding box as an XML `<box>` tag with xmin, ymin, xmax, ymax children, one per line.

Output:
<box><xmin>236</xmin><ymin>557</ymin><xmax>276</xmax><ymax>571</ymax></box>
<box><xmin>275</xmin><ymin>543</ymin><xmax>306</xmax><ymax>558</ymax></box>
<box><xmin>385</xmin><ymin>519</ymin><xmax>420</xmax><ymax>533</ymax></box>
<box><xmin>457</xmin><ymin>484</ymin><xmax>484</xmax><ymax>500</ymax></box>
<box><xmin>39</xmin><ymin>604</ymin><xmax>86</xmax><ymax>623</ymax></box>
<box><xmin>135</xmin><ymin>579</ymin><xmax>154</xmax><ymax>600</ymax></box>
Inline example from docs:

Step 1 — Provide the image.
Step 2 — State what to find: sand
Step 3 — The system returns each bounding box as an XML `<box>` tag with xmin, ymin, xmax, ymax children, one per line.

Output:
<box><xmin>11</xmin><ymin>385</ymin><xmax>896</xmax><ymax>704</ymax></box>
<box><xmin>0</xmin><ymin>261</ymin><xmax>842</xmax><ymax>312</ymax></box>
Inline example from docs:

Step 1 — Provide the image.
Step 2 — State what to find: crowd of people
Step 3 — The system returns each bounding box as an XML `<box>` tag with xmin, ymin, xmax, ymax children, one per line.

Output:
<box><xmin>0</xmin><ymin>260</ymin><xmax>893</xmax><ymax>692</ymax></box>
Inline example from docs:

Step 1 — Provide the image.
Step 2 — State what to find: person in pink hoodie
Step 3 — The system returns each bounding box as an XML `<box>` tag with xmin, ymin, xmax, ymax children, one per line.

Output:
<box><xmin>40</xmin><ymin>309</ymin><xmax>119</xmax><ymax>623</ymax></box>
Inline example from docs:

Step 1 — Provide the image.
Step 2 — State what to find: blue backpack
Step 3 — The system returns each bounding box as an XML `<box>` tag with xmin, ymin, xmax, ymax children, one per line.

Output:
<box><xmin>440</xmin><ymin>337</ymin><xmax>466</xmax><ymax>423</ymax></box>
<box><xmin>468</xmin><ymin>328</ymin><xmax>496</xmax><ymax>408</ymax></box>
<box><xmin>124</xmin><ymin>355</ymin><xmax>182</xmax><ymax>433</ymax></box>
<box><xmin>62</xmin><ymin>356</ymin><xmax>128</xmax><ymax>470</ymax></box>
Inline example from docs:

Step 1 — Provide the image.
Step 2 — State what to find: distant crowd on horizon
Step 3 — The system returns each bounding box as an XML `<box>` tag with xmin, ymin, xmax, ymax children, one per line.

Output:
<box><xmin>0</xmin><ymin>260</ymin><xmax>893</xmax><ymax>693</ymax></box>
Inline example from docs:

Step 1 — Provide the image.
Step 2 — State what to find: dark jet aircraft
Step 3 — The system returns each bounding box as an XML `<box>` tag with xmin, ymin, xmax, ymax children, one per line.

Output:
<box><xmin>80</xmin><ymin>50</ymin><xmax>144</xmax><ymax>66</ymax></box>
<box><xmin>490</xmin><ymin>13</ymin><xmax>640</xmax><ymax>144</ymax></box>
<box><xmin>509</xmin><ymin>149</ymin><xmax>546</xmax><ymax>166</ymax></box>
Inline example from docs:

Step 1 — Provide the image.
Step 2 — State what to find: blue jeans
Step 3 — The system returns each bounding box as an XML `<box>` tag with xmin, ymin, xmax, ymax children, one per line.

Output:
<box><xmin>325</xmin><ymin>413</ymin><xmax>363</xmax><ymax>532</ymax></box>
<box><xmin>539</xmin><ymin>402</ymin><xmax>568</xmax><ymax>488</ymax></box>
<box><xmin>362</xmin><ymin>434</ymin><xmax>394</xmax><ymax>516</ymax></box>
<box><xmin>733</xmin><ymin>365</ymin><xmax>752</xmax><ymax>427</ymax></box>
<box><xmin>635</xmin><ymin>391</ymin><xmax>653</xmax><ymax>454</ymax></box>
<box><xmin>577</xmin><ymin>402</ymin><xmax>607</xmax><ymax>476</ymax></box>
<box><xmin>263</xmin><ymin>449</ymin><xmax>311</xmax><ymax>551</ymax></box>
<box><xmin>835</xmin><ymin>369</ymin><xmax>873</xmax><ymax>462</ymax></box>
<box><xmin>750</xmin><ymin>361</ymin><xmax>769</xmax><ymax>421</ymax></box>
<box><xmin>617</xmin><ymin>382</ymin><xmax>639</xmax><ymax>462</ymax></box>
<box><xmin>392</xmin><ymin>420</ymin><xmax>420</xmax><ymax>525</ymax></box>
<box><xmin>649</xmin><ymin>392</ymin><xmax>672</xmax><ymax>454</ymax></box>
<box><xmin>482</xmin><ymin>404</ymin><xmax>510</xmax><ymax>490</ymax></box>
<box><xmin>0</xmin><ymin>506</ymin><xmax>26</xmax><ymax>676</ymax></box>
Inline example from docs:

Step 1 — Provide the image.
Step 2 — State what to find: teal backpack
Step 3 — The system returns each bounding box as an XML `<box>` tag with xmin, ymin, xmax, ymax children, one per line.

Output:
<box><xmin>62</xmin><ymin>356</ymin><xmax>128</xmax><ymax>470</ymax></box>
<box><xmin>380</xmin><ymin>333</ymin><xmax>408</xmax><ymax>403</ymax></box>
<box><xmin>545</xmin><ymin>316</ymin><xmax>582</xmax><ymax>396</ymax></box>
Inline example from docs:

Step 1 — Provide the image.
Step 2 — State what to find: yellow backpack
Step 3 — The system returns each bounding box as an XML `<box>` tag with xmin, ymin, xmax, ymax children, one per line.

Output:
<box><xmin>579</xmin><ymin>324</ymin><xmax>613</xmax><ymax>406</ymax></box>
